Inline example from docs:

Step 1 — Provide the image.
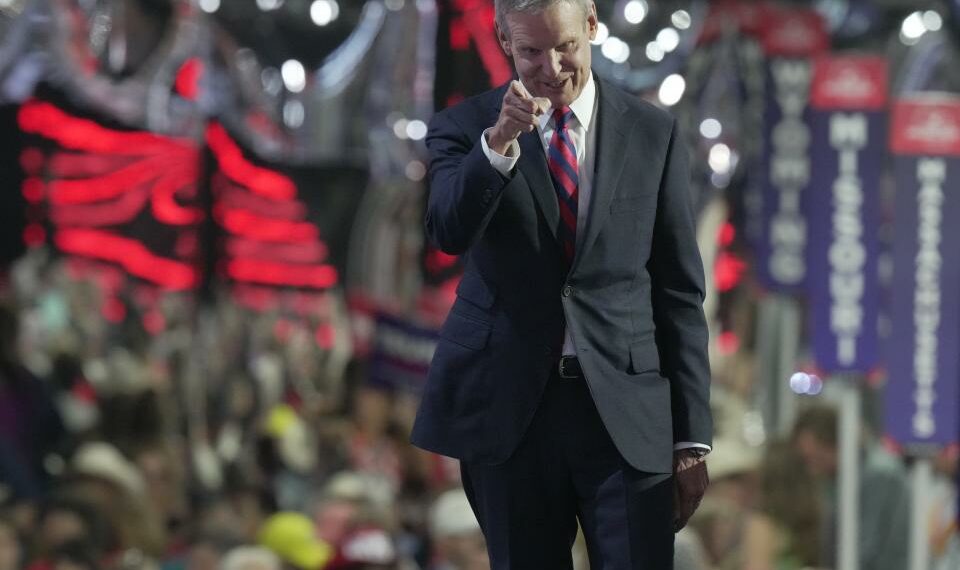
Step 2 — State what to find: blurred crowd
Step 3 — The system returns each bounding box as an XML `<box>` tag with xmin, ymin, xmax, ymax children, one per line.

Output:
<box><xmin>0</xmin><ymin>249</ymin><xmax>487</xmax><ymax>570</ymax></box>
<box><xmin>0</xmin><ymin>249</ymin><xmax>958</xmax><ymax>570</ymax></box>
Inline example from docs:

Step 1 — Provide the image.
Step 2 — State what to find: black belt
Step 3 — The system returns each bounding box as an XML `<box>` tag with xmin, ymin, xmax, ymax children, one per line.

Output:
<box><xmin>557</xmin><ymin>355</ymin><xmax>583</xmax><ymax>379</ymax></box>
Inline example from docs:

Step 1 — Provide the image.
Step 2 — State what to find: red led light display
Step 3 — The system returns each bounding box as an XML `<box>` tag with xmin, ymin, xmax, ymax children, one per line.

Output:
<box><xmin>17</xmin><ymin>98</ymin><xmax>202</xmax><ymax>290</ymax></box>
<box><xmin>54</xmin><ymin>228</ymin><xmax>198</xmax><ymax>290</ymax></box>
<box><xmin>18</xmin><ymin>100</ymin><xmax>188</xmax><ymax>155</ymax></box>
<box><xmin>207</xmin><ymin>122</ymin><xmax>339</xmax><ymax>291</ymax></box>
<box><xmin>16</xmin><ymin>99</ymin><xmax>339</xmax><ymax>297</ymax></box>
<box><xmin>206</xmin><ymin>123</ymin><xmax>297</xmax><ymax>201</ymax></box>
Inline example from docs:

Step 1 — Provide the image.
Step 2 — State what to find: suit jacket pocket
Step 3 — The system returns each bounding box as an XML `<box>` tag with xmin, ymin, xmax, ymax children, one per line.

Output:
<box><xmin>628</xmin><ymin>341</ymin><xmax>661</xmax><ymax>375</ymax></box>
<box><xmin>440</xmin><ymin>311</ymin><xmax>492</xmax><ymax>350</ymax></box>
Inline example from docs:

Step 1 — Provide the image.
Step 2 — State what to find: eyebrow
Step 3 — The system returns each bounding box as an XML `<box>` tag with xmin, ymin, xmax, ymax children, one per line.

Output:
<box><xmin>514</xmin><ymin>36</ymin><xmax>578</xmax><ymax>50</ymax></box>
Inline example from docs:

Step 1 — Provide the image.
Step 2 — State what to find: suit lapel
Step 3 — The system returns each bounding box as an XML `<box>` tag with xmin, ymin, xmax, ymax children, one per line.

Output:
<box><xmin>491</xmin><ymin>83</ymin><xmax>561</xmax><ymax>245</ymax></box>
<box><xmin>517</xmin><ymin>132</ymin><xmax>561</xmax><ymax>243</ymax></box>
<box><xmin>574</xmin><ymin>79</ymin><xmax>633</xmax><ymax>271</ymax></box>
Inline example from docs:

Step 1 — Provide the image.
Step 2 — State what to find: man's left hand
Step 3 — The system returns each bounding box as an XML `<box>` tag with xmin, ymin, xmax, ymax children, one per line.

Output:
<box><xmin>672</xmin><ymin>450</ymin><xmax>708</xmax><ymax>532</ymax></box>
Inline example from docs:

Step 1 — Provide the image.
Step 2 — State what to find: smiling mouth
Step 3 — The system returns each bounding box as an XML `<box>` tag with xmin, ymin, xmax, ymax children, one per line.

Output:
<box><xmin>543</xmin><ymin>78</ymin><xmax>568</xmax><ymax>89</ymax></box>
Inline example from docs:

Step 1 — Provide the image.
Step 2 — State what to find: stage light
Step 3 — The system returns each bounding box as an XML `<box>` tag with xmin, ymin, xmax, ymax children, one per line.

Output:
<box><xmin>901</xmin><ymin>11</ymin><xmax>926</xmax><ymax>40</ymax></box>
<box><xmin>406</xmin><ymin>119</ymin><xmax>427</xmax><ymax>141</ymax></box>
<box><xmin>310</xmin><ymin>0</ymin><xmax>340</xmax><ymax>26</ymax></box>
<box><xmin>658</xmin><ymin>74</ymin><xmax>685</xmax><ymax>106</ymax></box>
<box><xmin>199</xmin><ymin>0</ymin><xmax>220</xmax><ymax>14</ymax></box>
<box><xmin>656</xmin><ymin>28</ymin><xmax>680</xmax><ymax>52</ymax></box>
<box><xmin>672</xmin><ymin>10</ymin><xmax>691</xmax><ymax>30</ymax></box>
<box><xmin>256</xmin><ymin>0</ymin><xmax>283</xmax><ymax>11</ymax></box>
<box><xmin>393</xmin><ymin>118</ymin><xmax>409</xmax><ymax>140</ymax></box>
<box><xmin>807</xmin><ymin>375</ymin><xmax>824</xmax><ymax>395</ymax></box>
<box><xmin>709</xmin><ymin>143</ymin><xmax>732</xmax><ymax>174</ymax></box>
<box><xmin>645</xmin><ymin>41</ymin><xmax>664</xmax><ymax>62</ymax></box>
<box><xmin>601</xmin><ymin>37</ymin><xmax>630</xmax><ymax>64</ymax></box>
<box><xmin>700</xmin><ymin>118</ymin><xmax>722</xmax><ymax>139</ymax></box>
<box><xmin>591</xmin><ymin>22</ymin><xmax>609</xmax><ymax>45</ymax></box>
<box><xmin>281</xmin><ymin>59</ymin><xmax>306</xmax><ymax>93</ymax></box>
<box><xmin>922</xmin><ymin>10</ymin><xmax>942</xmax><ymax>31</ymax></box>
<box><xmin>790</xmin><ymin>372</ymin><xmax>812</xmax><ymax>394</ymax></box>
<box><xmin>624</xmin><ymin>0</ymin><xmax>648</xmax><ymax>25</ymax></box>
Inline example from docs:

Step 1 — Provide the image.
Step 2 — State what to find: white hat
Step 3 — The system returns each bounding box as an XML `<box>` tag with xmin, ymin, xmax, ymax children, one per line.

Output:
<box><xmin>429</xmin><ymin>488</ymin><xmax>480</xmax><ymax>538</ymax></box>
<box><xmin>71</xmin><ymin>441</ymin><xmax>146</xmax><ymax>495</ymax></box>
<box><xmin>321</xmin><ymin>471</ymin><xmax>395</xmax><ymax>517</ymax></box>
<box><xmin>221</xmin><ymin>546</ymin><xmax>282</xmax><ymax>570</ymax></box>
<box><xmin>708</xmin><ymin>437</ymin><xmax>761</xmax><ymax>480</ymax></box>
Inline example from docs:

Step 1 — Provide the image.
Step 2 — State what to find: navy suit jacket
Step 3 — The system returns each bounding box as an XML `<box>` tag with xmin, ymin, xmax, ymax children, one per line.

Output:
<box><xmin>411</xmin><ymin>77</ymin><xmax>712</xmax><ymax>474</ymax></box>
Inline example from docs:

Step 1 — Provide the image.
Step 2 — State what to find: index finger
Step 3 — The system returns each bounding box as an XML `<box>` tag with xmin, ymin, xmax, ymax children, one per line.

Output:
<box><xmin>511</xmin><ymin>80</ymin><xmax>535</xmax><ymax>100</ymax></box>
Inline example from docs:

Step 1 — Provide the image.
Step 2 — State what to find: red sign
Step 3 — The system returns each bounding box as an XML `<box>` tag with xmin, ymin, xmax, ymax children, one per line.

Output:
<box><xmin>759</xmin><ymin>7</ymin><xmax>829</xmax><ymax>57</ymax></box>
<box><xmin>811</xmin><ymin>56</ymin><xmax>889</xmax><ymax>111</ymax></box>
<box><xmin>698</xmin><ymin>0</ymin><xmax>771</xmax><ymax>44</ymax></box>
<box><xmin>890</xmin><ymin>95</ymin><xmax>960</xmax><ymax>157</ymax></box>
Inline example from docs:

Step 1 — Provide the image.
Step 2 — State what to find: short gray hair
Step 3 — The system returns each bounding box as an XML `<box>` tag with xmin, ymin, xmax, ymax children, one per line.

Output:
<box><xmin>495</xmin><ymin>0</ymin><xmax>591</xmax><ymax>33</ymax></box>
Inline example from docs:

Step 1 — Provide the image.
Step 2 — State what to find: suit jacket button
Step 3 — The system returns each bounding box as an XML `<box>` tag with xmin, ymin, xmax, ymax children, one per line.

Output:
<box><xmin>562</xmin><ymin>285</ymin><xmax>573</xmax><ymax>297</ymax></box>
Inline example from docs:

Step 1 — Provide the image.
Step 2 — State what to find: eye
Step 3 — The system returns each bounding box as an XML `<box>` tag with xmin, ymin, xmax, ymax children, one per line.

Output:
<box><xmin>521</xmin><ymin>47</ymin><xmax>541</xmax><ymax>56</ymax></box>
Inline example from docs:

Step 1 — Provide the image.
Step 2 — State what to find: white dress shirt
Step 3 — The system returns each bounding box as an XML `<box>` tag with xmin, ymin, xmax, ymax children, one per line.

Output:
<box><xmin>479</xmin><ymin>74</ymin><xmax>708</xmax><ymax>454</ymax></box>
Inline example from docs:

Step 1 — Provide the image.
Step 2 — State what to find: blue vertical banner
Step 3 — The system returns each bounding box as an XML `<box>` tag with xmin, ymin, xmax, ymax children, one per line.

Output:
<box><xmin>368</xmin><ymin>312</ymin><xmax>439</xmax><ymax>394</ymax></box>
<box><xmin>885</xmin><ymin>95</ymin><xmax>960</xmax><ymax>446</ymax></box>
<box><xmin>756</xmin><ymin>8</ymin><xmax>828</xmax><ymax>291</ymax></box>
<box><xmin>806</xmin><ymin>56</ymin><xmax>888</xmax><ymax>373</ymax></box>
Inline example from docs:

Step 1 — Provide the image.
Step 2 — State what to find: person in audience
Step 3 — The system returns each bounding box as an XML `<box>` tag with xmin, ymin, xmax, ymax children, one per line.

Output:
<box><xmin>742</xmin><ymin>439</ymin><xmax>821</xmax><ymax>570</ymax></box>
<box><xmin>792</xmin><ymin>405</ymin><xmax>909</xmax><ymax>570</ymax></box>
<box><xmin>426</xmin><ymin>489</ymin><xmax>488</xmax><ymax>570</ymax></box>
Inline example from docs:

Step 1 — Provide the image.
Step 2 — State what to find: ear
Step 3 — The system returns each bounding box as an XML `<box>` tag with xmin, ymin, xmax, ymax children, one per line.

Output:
<box><xmin>495</xmin><ymin>21</ymin><xmax>511</xmax><ymax>57</ymax></box>
<box><xmin>587</xmin><ymin>2</ymin><xmax>598</xmax><ymax>41</ymax></box>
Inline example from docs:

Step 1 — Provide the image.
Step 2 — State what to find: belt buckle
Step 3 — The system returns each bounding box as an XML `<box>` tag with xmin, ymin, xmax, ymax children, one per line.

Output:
<box><xmin>558</xmin><ymin>356</ymin><xmax>578</xmax><ymax>379</ymax></box>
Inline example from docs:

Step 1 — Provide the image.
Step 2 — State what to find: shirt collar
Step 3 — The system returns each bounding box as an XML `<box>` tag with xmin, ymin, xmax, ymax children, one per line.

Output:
<box><xmin>524</xmin><ymin>72</ymin><xmax>596</xmax><ymax>132</ymax></box>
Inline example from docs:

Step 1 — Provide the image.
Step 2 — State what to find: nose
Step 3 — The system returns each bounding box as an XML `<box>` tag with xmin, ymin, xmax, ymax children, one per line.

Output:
<box><xmin>543</xmin><ymin>50</ymin><xmax>562</xmax><ymax>78</ymax></box>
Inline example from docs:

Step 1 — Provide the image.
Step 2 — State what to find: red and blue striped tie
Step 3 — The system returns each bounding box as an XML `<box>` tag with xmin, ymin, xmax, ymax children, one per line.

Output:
<box><xmin>548</xmin><ymin>106</ymin><xmax>579</xmax><ymax>267</ymax></box>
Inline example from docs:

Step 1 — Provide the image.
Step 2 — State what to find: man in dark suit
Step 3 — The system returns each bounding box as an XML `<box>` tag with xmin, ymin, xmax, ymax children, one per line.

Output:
<box><xmin>411</xmin><ymin>1</ymin><xmax>712</xmax><ymax>567</ymax></box>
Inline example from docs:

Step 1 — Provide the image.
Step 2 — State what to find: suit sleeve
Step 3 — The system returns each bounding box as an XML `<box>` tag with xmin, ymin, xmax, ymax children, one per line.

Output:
<box><xmin>424</xmin><ymin>109</ymin><xmax>514</xmax><ymax>255</ymax></box>
<box><xmin>648</xmin><ymin>118</ymin><xmax>713</xmax><ymax>447</ymax></box>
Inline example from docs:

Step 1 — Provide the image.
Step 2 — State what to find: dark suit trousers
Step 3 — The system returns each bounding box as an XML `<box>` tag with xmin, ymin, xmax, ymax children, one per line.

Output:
<box><xmin>460</xmin><ymin>369</ymin><xmax>675</xmax><ymax>570</ymax></box>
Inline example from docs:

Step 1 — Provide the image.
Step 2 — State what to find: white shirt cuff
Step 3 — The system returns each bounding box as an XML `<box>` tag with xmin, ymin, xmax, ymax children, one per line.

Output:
<box><xmin>674</xmin><ymin>442</ymin><xmax>711</xmax><ymax>454</ymax></box>
<box><xmin>480</xmin><ymin>128</ymin><xmax>520</xmax><ymax>176</ymax></box>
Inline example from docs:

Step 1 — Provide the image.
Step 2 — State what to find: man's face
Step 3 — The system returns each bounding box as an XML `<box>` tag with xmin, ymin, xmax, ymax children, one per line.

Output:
<box><xmin>794</xmin><ymin>431</ymin><xmax>837</xmax><ymax>477</ymax></box>
<box><xmin>497</xmin><ymin>1</ymin><xmax>597</xmax><ymax>109</ymax></box>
